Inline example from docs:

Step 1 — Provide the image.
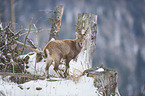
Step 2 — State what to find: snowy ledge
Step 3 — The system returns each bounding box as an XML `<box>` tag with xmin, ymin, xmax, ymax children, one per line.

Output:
<box><xmin>0</xmin><ymin>52</ymin><xmax>120</xmax><ymax>96</ymax></box>
<box><xmin>0</xmin><ymin>66</ymin><xmax>120</xmax><ymax>96</ymax></box>
<box><xmin>0</xmin><ymin>75</ymin><xmax>99</xmax><ymax>96</ymax></box>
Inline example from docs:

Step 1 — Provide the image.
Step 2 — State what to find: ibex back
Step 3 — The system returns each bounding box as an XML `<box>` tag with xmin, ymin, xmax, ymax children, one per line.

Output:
<box><xmin>43</xmin><ymin>34</ymin><xmax>85</xmax><ymax>78</ymax></box>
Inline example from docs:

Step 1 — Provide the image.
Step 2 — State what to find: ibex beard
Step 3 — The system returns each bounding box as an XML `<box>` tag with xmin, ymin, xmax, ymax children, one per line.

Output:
<box><xmin>43</xmin><ymin>34</ymin><xmax>85</xmax><ymax>78</ymax></box>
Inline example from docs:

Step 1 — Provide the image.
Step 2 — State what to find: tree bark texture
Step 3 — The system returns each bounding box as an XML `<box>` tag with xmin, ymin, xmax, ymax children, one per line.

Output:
<box><xmin>10</xmin><ymin>0</ymin><xmax>15</xmax><ymax>31</ymax></box>
<box><xmin>49</xmin><ymin>5</ymin><xmax>64</xmax><ymax>41</ymax></box>
<box><xmin>76</xmin><ymin>13</ymin><xmax>97</xmax><ymax>68</ymax></box>
<box><xmin>83</xmin><ymin>67</ymin><xmax>120</xmax><ymax>96</ymax></box>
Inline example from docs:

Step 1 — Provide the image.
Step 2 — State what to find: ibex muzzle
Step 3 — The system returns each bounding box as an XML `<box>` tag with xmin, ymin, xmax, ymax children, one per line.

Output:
<box><xmin>43</xmin><ymin>34</ymin><xmax>85</xmax><ymax>78</ymax></box>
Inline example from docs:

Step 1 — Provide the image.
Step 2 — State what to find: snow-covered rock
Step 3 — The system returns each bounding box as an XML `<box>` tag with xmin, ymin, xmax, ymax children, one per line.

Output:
<box><xmin>0</xmin><ymin>75</ymin><xmax>99</xmax><ymax>96</ymax></box>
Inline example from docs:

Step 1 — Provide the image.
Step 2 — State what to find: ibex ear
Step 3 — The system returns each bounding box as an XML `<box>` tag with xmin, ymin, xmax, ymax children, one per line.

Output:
<box><xmin>78</xmin><ymin>34</ymin><xmax>86</xmax><ymax>39</ymax></box>
<box><xmin>75</xmin><ymin>32</ymin><xmax>80</xmax><ymax>39</ymax></box>
<box><xmin>81</xmin><ymin>34</ymin><xmax>86</xmax><ymax>39</ymax></box>
<box><xmin>75</xmin><ymin>32</ymin><xmax>86</xmax><ymax>39</ymax></box>
<box><xmin>82</xmin><ymin>34</ymin><xmax>86</xmax><ymax>37</ymax></box>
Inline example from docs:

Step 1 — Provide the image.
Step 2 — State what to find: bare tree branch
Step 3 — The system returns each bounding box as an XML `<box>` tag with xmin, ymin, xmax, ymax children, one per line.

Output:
<box><xmin>27</xmin><ymin>38</ymin><xmax>37</xmax><ymax>49</ymax></box>
<box><xmin>33</xmin><ymin>24</ymin><xmax>38</xmax><ymax>47</ymax></box>
<box><xmin>22</xmin><ymin>18</ymin><xmax>33</xmax><ymax>53</ymax></box>
<box><xmin>16</xmin><ymin>41</ymin><xmax>42</xmax><ymax>54</ymax></box>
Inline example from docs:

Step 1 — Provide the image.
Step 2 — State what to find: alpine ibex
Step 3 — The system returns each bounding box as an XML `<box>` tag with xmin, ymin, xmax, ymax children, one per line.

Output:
<box><xmin>16</xmin><ymin>34</ymin><xmax>85</xmax><ymax>78</ymax></box>
<box><xmin>43</xmin><ymin>34</ymin><xmax>85</xmax><ymax>78</ymax></box>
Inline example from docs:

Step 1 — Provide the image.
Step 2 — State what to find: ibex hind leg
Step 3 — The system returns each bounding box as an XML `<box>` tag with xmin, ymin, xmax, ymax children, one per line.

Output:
<box><xmin>45</xmin><ymin>57</ymin><xmax>53</xmax><ymax>78</ymax></box>
<box><xmin>54</xmin><ymin>61</ymin><xmax>63</xmax><ymax>78</ymax></box>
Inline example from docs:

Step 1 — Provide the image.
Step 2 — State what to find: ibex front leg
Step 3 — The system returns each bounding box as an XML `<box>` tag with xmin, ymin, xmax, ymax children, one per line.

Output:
<box><xmin>64</xmin><ymin>57</ymin><xmax>71</xmax><ymax>78</ymax></box>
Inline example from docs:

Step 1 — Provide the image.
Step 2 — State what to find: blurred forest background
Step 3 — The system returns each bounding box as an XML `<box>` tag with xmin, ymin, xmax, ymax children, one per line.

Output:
<box><xmin>0</xmin><ymin>0</ymin><xmax>145</xmax><ymax>96</ymax></box>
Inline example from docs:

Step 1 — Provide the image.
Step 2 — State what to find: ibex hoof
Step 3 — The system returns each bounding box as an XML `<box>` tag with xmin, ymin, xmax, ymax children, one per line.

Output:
<box><xmin>64</xmin><ymin>73</ymin><xmax>69</xmax><ymax>78</ymax></box>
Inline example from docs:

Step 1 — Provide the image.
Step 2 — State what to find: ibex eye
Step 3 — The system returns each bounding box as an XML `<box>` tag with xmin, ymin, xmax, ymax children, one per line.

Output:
<box><xmin>79</xmin><ymin>42</ymin><xmax>83</xmax><ymax>47</ymax></box>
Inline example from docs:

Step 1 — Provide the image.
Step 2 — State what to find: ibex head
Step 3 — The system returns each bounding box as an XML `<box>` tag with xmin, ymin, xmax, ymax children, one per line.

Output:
<box><xmin>76</xmin><ymin>34</ymin><xmax>86</xmax><ymax>48</ymax></box>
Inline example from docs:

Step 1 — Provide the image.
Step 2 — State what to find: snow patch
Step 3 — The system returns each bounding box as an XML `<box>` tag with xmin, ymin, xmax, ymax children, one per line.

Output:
<box><xmin>82</xmin><ymin>29</ymin><xmax>86</xmax><ymax>34</ymax></box>
<box><xmin>69</xmin><ymin>50</ymin><xmax>89</xmax><ymax>76</ymax></box>
<box><xmin>0</xmin><ymin>23</ymin><xmax>3</xmax><ymax>30</ymax></box>
<box><xmin>25</xmin><ymin>52</ymin><xmax>57</xmax><ymax>77</ymax></box>
<box><xmin>96</xmin><ymin>68</ymin><xmax>104</xmax><ymax>72</ymax></box>
<box><xmin>50</xmin><ymin>38</ymin><xmax>55</xmax><ymax>41</ymax></box>
<box><xmin>0</xmin><ymin>75</ymin><xmax>98</xmax><ymax>96</ymax></box>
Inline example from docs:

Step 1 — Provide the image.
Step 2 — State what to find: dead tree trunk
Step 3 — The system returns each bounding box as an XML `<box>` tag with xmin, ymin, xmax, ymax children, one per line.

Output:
<box><xmin>73</xmin><ymin>13</ymin><xmax>120</xmax><ymax>95</ymax></box>
<box><xmin>69</xmin><ymin>13</ymin><xmax>97</xmax><ymax>76</ymax></box>
<box><xmin>76</xmin><ymin>13</ymin><xmax>97</xmax><ymax>68</ymax></box>
<box><xmin>10</xmin><ymin>0</ymin><xmax>15</xmax><ymax>32</ymax></box>
<box><xmin>49</xmin><ymin>5</ymin><xmax>64</xmax><ymax>41</ymax></box>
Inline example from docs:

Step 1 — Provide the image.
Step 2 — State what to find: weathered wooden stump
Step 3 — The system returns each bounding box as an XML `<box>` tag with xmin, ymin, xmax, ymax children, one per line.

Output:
<box><xmin>83</xmin><ymin>66</ymin><xmax>120</xmax><ymax>96</ymax></box>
